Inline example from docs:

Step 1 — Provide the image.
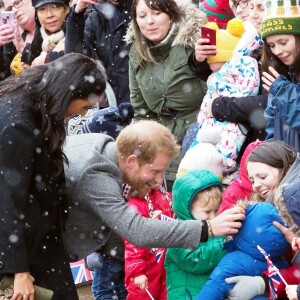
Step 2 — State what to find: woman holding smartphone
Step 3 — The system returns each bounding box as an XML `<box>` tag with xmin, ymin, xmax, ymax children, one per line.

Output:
<box><xmin>0</xmin><ymin>0</ymin><xmax>35</xmax><ymax>79</ymax></box>
<box><xmin>126</xmin><ymin>0</ymin><xmax>208</xmax><ymax>190</ymax></box>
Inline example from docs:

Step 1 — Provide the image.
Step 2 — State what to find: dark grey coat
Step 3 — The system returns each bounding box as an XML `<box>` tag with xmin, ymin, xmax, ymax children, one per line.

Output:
<box><xmin>63</xmin><ymin>133</ymin><xmax>205</xmax><ymax>260</ymax></box>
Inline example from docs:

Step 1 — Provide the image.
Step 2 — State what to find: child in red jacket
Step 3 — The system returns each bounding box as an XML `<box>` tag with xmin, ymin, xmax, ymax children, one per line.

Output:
<box><xmin>123</xmin><ymin>187</ymin><xmax>173</xmax><ymax>300</ymax></box>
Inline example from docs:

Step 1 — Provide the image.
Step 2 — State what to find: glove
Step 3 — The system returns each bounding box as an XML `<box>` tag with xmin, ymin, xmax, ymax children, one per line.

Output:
<box><xmin>225</xmin><ymin>276</ymin><xmax>265</xmax><ymax>300</ymax></box>
<box><xmin>85</xmin><ymin>252</ymin><xmax>103</xmax><ymax>271</ymax></box>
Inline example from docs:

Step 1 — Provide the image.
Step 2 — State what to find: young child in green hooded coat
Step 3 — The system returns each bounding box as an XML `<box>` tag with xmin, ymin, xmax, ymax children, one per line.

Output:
<box><xmin>164</xmin><ymin>169</ymin><xmax>226</xmax><ymax>299</ymax></box>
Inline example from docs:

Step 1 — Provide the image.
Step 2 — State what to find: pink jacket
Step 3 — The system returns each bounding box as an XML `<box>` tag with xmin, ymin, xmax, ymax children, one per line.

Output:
<box><xmin>124</xmin><ymin>189</ymin><xmax>173</xmax><ymax>300</ymax></box>
<box><xmin>218</xmin><ymin>140</ymin><xmax>263</xmax><ymax>213</ymax></box>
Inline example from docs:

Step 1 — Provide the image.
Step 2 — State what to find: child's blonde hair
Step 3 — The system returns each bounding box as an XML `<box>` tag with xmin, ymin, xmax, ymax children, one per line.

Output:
<box><xmin>192</xmin><ymin>186</ymin><xmax>222</xmax><ymax>208</ymax></box>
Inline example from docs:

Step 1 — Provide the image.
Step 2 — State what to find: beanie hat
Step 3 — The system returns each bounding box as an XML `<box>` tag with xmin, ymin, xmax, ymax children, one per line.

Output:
<box><xmin>82</xmin><ymin>102</ymin><xmax>134</xmax><ymax>139</ymax></box>
<box><xmin>172</xmin><ymin>169</ymin><xmax>222</xmax><ymax>220</ymax></box>
<box><xmin>32</xmin><ymin>0</ymin><xmax>69</xmax><ymax>8</ymax></box>
<box><xmin>261</xmin><ymin>0</ymin><xmax>300</xmax><ymax>39</ymax></box>
<box><xmin>199</xmin><ymin>0</ymin><xmax>234</xmax><ymax>29</ymax></box>
<box><xmin>177</xmin><ymin>126</ymin><xmax>223</xmax><ymax>179</ymax></box>
<box><xmin>206</xmin><ymin>18</ymin><xmax>244</xmax><ymax>64</ymax></box>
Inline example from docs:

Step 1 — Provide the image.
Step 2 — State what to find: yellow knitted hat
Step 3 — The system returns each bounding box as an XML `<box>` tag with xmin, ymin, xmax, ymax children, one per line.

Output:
<box><xmin>207</xmin><ymin>18</ymin><xmax>245</xmax><ymax>64</ymax></box>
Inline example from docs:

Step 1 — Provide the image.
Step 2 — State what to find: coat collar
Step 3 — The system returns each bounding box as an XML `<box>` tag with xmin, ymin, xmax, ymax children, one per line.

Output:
<box><xmin>148</xmin><ymin>24</ymin><xmax>178</xmax><ymax>61</ymax></box>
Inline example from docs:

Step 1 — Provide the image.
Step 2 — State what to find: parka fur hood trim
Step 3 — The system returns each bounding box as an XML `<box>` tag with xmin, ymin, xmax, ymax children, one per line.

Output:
<box><xmin>234</xmin><ymin>199</ymin><xmax>263</xmax><ymax>210</ymax></box>
<box><xmin>271</xmin><ymin>186</ymin><xmax>300</xmax><ymax>236</ymax></box>
<box><xmin>125</xmin><ymin>0</ymin><xmax>208</xmax><ymax>48</ymax></box>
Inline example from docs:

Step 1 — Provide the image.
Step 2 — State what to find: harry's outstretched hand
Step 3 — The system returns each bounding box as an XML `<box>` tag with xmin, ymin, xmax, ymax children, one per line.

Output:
<box><xmin>210</xmin><ymin>207</ymin><xmax>245</xmax><ymax>236</ymax></box>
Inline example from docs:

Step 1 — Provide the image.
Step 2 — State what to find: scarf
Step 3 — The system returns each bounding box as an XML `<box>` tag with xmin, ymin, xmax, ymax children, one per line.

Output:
<box><xmin>40</xmin><ymin>27</ymin><xmax>65</xmax><ymax>52</ymax></box>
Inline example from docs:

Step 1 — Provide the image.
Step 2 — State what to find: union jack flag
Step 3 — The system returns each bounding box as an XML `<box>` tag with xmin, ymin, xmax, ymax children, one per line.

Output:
<box><xmin>70</xmin><ymin>259</ymin><xmax>94</xmax><ymax>285</ymax></box>
<box><xmin>160</xmin><ymin>214</ymin><xmax>176</xmax><ymax>222</ymax></box>
<box><xmin>257</xmin><ymin>245</ymin><xmax>287</xmax><ymax>300</ymax></box>
<box><xmin>155</xmin><ymin>248</ymin><xmax>165</xmax><ymax>263</ymax></box>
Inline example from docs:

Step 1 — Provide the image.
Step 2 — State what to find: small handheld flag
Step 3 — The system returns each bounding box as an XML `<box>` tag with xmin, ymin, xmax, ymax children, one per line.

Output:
<box><xmin>146</xmin><ymin>288</ymin><xmax>155</xmax><ymax>300</ymax></box>
<box><xmin>160</xmin><ymin>214</ymin><xmax>176</xmax><ymax>222</ymax></box>
<box><xmin>257</xmin><ymin>245</ymin><xmax>287</xmax><ymax>299</ymax></box>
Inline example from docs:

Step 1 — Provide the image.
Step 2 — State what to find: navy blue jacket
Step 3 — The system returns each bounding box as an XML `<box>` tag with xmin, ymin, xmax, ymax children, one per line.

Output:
<box><xmin>265</xmin><ymin>73</ymin><xmax>300</xmax><ymax>151</ymax></box>
<box><xmin>65</xmin><ymin>2</ymin><xmax>131</xmax><ymax>104</ymax></box>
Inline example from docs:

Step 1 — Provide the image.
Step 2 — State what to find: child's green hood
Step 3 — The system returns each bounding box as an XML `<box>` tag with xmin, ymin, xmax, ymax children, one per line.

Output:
<box><xmin>172</xmin><ymin>169</ymin><xmax>222</xmax><ymax>221</ymax></box>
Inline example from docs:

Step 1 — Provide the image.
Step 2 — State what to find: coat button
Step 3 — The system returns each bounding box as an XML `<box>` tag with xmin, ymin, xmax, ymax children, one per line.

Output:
<box><xmin>0</xmin><ymin>261</ymin><xmax>4</xmax><ymax>269</ymax></box>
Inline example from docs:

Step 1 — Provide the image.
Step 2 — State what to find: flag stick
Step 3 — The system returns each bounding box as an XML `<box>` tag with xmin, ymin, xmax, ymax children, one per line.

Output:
<box><xmin>146</xmin><ymin>288</ymin><xmax>155</xmax><ymax>300</ymax></box>
<box><xmin>276</xmin><ymin>270</ymin><xmax>288</xmax><ymax>286</ymax></box>
<box><xmin>257</xmin><ymin>245</ymin><xmax>288</xmax><ymax>286</ymax></box>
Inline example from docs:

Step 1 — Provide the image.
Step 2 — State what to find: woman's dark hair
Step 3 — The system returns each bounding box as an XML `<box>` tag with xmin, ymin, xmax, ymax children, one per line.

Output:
<box><xmin>247</xmin><ymin>140</ymin><xmax>297</xmax><ymax>185</ymax></box>
<box><xmin>28</xmin><ymin>4</ymin><xmax>69</xmax><ymax>64</ymax></box>
<box><xmin>0</xmin><ymin>53</ymin><xmax>106</xmax><ymax>174</ymax></box>
<box><xmin>131</xmin><ymin>0</ymin><xmax>183</xmax><ymax>64</ymax></box>
<box><xmin>261</xmin><ymin>35</ymin><xmax>300</xmax><ymax>82</ymax></box>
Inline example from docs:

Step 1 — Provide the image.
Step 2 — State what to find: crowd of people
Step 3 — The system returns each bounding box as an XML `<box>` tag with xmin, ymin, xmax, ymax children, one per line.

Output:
<box><xmin>0</xmin><ymin>0</ymin><xmax>300</xmax><ymax>299</ymax></box>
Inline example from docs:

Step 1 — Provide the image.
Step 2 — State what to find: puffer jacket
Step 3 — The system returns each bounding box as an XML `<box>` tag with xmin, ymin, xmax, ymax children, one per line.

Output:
<box><xmin>196</xmin><ymin>201</ymin><xmax>290</xmax><ymax>300</ymax></box>
<box><xmin>123</xmin><ymin>189</ymin><xmax>173</xmax><ymax>300</ymax></box>
<box><xmin>126</xmin><ymin>0</ymin><xmax>207</xmax><ymax>145</ymax></box>
<box><xmin>264</xmin><ymin>70</ymin><xmax>300</xmax><ymax>151</ymax></box>
<box><xmin>165</xmin><ymin>170</ymin><xmax>226</xmax><ymax>300</ymax></box>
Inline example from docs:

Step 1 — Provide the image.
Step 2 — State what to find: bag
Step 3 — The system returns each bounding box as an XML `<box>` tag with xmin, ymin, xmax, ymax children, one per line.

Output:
<box><xmin>0</xmin><ymin>275</ymin><xmax>53</xmax><ymax>300</ymax></box>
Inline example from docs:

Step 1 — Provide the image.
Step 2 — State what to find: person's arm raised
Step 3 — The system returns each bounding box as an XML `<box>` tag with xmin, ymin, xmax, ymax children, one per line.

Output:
<box><xmin>74</xmin><ymin>0</ymin><xmax>96</xmax><ymax>13</ymax></box>
<box><xmin>194</xmin><ymin>38</ymin><xmax>217</xmax><ymax>63</ymax></box>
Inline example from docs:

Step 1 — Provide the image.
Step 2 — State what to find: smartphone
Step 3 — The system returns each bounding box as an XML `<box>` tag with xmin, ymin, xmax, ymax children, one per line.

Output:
<box><xmin>0</xmin><ymin>11</ymin><xmax>15</xmax><ymax>29</ymax></box>
<box><xmin>201</xmin><ymin>26</ymin><xmax>216</xmax><ymax>46</ymax></box>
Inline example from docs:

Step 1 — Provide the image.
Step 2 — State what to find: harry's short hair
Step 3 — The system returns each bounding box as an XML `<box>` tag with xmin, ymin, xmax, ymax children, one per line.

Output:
<box><xmin>116</xmin><ymin>120</ymin><xmax>180</xmax><ymax>165</ymax></box>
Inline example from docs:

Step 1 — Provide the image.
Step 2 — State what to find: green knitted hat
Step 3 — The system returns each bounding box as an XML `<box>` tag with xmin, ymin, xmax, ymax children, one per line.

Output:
<box><xmin>261</xmin><ymin>0</ymin><xmax>300</xmax><ymax>39</ymax></box>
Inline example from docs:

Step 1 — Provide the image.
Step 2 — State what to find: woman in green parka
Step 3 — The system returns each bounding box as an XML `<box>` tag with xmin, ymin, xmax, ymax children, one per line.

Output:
<box><xmin>164</xmin><ymin>169</ymin><xmax>226</xmax><ymax>299</ymax></box>
<box><xmin>126</xmin><ymin>0</ymin><xmax>208</xmax><ymax>188</ymax></box>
